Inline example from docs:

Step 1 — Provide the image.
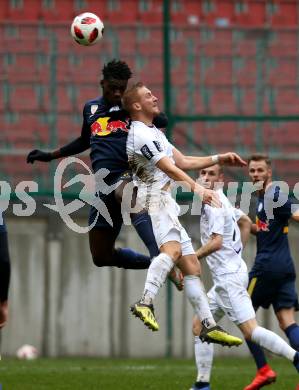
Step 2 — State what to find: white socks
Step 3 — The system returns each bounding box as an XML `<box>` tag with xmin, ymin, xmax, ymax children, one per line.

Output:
<box><xmin>184</xmin><ymin>275</ymin><xmax>216</xmax><ymax>328</ymax></box>
<box><xmin>194</xmin><ymin>336</ymin><xmax>214</xmax><ymax>383</ymax></box>
<box><xmin>252</xmin><ymin>326</ymin><xmax>296</xmax><ymax>361</ymax></box>
<box><xmin>141</xmin><ymin>253</ymin><xmax>174</xmax><ymax>304</ymax></box>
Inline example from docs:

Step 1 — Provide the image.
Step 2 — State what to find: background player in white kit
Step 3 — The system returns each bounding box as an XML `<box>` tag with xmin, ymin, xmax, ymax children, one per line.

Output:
<box><xmin>123</xmin><ymin>81</ymin><xmax>245</xmax><ymax>347</ymax></box>
<box><xmin>189</xmin><ymin>165</ymin><xmax>299</xmax><ymax>390</ymax></box>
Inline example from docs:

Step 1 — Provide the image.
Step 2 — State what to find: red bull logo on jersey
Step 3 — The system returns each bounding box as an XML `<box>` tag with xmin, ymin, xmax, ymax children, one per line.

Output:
<box><xmin>91</xmin><ymin>117</ymin><xmax>128</xmax><ymax>136</ymax></box>
<box><xmin>256</xmin><ymin>217</ymin><xmax>269</xmax><ymax>232</ymax></box>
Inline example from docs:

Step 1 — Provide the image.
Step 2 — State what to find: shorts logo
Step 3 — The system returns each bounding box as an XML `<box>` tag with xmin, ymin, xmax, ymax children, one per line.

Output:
<box><xmin>141</xmin><ymin>145</ymin><xmax>154</xmax><ymax>160</ymax></box>
<box><xmin>153</xmin><ymin>141</ymin><xmax>162</xmax><ymax>152</ymax></box>
<box><xmin>258</xmin><ymin>202</ymin><xmax>263</xmax><ymax>212</ymax></box>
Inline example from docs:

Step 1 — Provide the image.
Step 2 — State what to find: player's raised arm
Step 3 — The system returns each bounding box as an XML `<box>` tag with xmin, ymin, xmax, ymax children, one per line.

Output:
<box><xmin>172</xmin><ymin>148</ymin><xmax>246</xmax><ymax>171</ymax></box>
<box><xmin>27</xmin><ymin>104</ymin><xmax>91</xmax><ymax>164</ymax></box>
<box><xmin>156</xmin><ymin>156</ymin><xmax>221</xmax><ymax>208</ymax></box>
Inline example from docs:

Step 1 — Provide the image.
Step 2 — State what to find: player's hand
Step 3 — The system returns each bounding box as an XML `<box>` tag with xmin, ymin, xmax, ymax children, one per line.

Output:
<box><xmin>195</xmin><ymin>184</ymin><xmax>221</xmax><ymax>208</ymax></box>
<box><xmin>27</xmin><ymin>149</ymin><xmax>52</xmax><ymax>164</ymax></box>
<box><xmin>218</xmin><ymin>152</ymin><xmax>247</xmax><ymax>167</ymax></box>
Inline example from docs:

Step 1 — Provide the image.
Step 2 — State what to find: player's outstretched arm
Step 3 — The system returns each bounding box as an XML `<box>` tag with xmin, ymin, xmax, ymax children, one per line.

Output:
<box><xmin>27</xmin><ymin>136</ymin><xmax>90</xmax><ymax>164</ymax></box>
<box><xmin>156</xmin><ymin>156</ymin><xmax>221</xmax><ymax>207</ymax></box>
<box><xmin>172</xmin><ymin>148</ymin><xmax>246</xmax><ymax>171</ymax></box>
<box><xmin>27</xmin><ymin>103</ymin><xmax>91</xmax><ymax>164</ymax></box>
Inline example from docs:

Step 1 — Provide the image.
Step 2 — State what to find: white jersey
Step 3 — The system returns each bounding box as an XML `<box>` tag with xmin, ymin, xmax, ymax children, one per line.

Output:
<box><xmin>126</xmin><ymin>120</ymin><xmax>174</xmax><ymax>193</ymax></box>
<box><xmin>200</xmin><ymin>189</ymin><xmax>247</xmax><ymax>277</ymax></box>
<box><xmin>126</xmin><ymin>120</ymin><xmax>194</xmax><ymax>254</ymax></box>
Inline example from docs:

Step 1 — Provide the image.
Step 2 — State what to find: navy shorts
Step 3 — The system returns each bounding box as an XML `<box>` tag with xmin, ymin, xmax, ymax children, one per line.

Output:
<box><xmin>248</xmin><ymin>271</ymin><xmax>299</xmax><ymax>312</ymax></box>
<box><xmin>88</xmin><ymin>190</ymin><xmax>123</xmax><ymax>236</ymax></box>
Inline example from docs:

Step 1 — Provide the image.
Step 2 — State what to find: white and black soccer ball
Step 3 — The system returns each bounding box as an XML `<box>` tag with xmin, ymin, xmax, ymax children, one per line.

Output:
<box><xmin>71</xmin><ymin>12</ymin><xmax>104</xmax><ymax>46</ymax></box>
<box><xmin>16</xmin><ymin>344</ymin><xmax>38</xmax><ymax>360</ymax></box>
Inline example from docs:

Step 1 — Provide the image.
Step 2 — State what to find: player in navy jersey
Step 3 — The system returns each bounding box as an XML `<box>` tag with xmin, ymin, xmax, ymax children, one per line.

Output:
<box><xmin>245</xmin><ymin>154</ymin><xmax>299</xmax><ymax>390</ymax></box>
<box><xmin>0</xmin><ymin>213</ymin><xmax>11</xmax><ymax>328</ymax></box>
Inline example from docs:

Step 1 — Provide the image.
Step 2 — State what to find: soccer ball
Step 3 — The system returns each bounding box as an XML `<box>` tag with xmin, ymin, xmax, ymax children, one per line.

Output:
<box><xmin>16</xmin><ymin>344</ymin><xmax>38</xmax><ymax>360</ymax></box>
<box><xmin>71</xmin><ymin>12</ymin><xmax>104</xmax><ymax>46</ymax></box>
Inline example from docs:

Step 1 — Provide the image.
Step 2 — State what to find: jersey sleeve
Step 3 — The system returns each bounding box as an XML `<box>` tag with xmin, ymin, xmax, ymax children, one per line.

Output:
<box><xmin>133</xmin><ymin>124</ymin><xmax>168</xmax><ymax>165</ymax></box>
<box><xmin>206</xmin><ymin>206</ymin><xmax>225</xmax><ymax>236</ymax></box>
<box><xmin>234</xmin><ymin>207</ymin><xmax>245</xmax><ymax>221</ymax></box>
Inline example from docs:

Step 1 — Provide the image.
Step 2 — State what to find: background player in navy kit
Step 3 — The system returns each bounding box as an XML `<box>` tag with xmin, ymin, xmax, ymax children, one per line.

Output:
<box><xmin>0</xmin><ymin>213</ymin><xmax>11</xmax><ymax>328</ymax></box>
<box><xmin>244</xmin><ymin>154</ymin><xmax>299</xmax><ymax>390</ymax></box>
<box><xmin>27</xmin><ymin>60</ymin><xmax>163</xmax><ymax>271</ymax></box>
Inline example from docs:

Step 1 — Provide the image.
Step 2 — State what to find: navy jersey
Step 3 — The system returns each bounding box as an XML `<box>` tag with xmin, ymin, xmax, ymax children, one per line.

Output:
<box><xmin>252</xmin><ymin>185</ymin><xmax>296</xmax><ymax>275</ymax></box>
<box><xmin>82</xmin><ymin>97</ymin><xmax>130</xmax><ymax>185</ymax></box>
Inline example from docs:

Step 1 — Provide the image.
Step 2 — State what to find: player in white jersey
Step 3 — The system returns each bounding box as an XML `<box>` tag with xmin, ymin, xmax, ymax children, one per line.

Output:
<box><xmin>189</xmin><ymin>165</ymin><xmax>299</xmax><ymax>390</ymax></box>
<box><xmin>123</xmin><ymin>82</ymin><xmax>245</xmax><ymax>347</ymax></box>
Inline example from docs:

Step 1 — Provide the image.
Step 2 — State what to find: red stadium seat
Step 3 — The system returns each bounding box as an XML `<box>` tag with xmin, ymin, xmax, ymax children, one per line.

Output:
<box><xmin>267</xmin><ymin>59</ymin><xmax>297</xmax><ymax>87</ymax></box>
<box><xmin>7</xmin><ymin>0</ymin><xmax>41</xmax><ymax>20</ymax></box>
<box><xmin>199</xmin><ymin>29</ymin><xmax>233</xmax><ymax>56</ymax></box>
<box><xmin>57</xmin><ymin>115</ymin><xmax>82</xmax><ymax>144</ymax></box>
<box><xmin>8</xmin><ymin>86</ymin><xmax>40</xmax><ymax>112</ymax></box>
<box><xmin>268</xmin><ymin>31</ymin><xmax>297</xmax><ymax>57</ymax></box>
<box><xmin>0</xmin><ymin>0</ymin><xmax>9</xmax><ymax>21</ymax></box>
<box><xmin>117</xmin><ymin>29</ymin><xmax>138</xmax><ymax>56</ymax></box>
<box><xmin>137</xmin><ymin>28</ymin><xmax>162</xmax><ymax>56</ymax></box>
<box><xmin>204</xmin><ymin>58</ymin><xmax>233</xmax><ymax>86</ymax></box>
<box><xmin>41</xmin><ymin>0</ymin><xmax>76</xmax><ymax>21</ymax></box>
<box><xmin>269</xmin><ymin>1</ymin><xmax>298</xmax><ymax>27</ymax></box>
<box><xmin>234</xmin><ymin>59</ymin><xmax>257</xmax><ymax>87</ymax></box>
<box><xmin>171</xmin><ymin>0</ymin><xmax>202</xmax><ymax>25</ymax></box>
<box><xmin>139</xmin><ymin>0</ymin><xmax>163</xmax><ymax>25</ymax></box>
<box><xmin>57</xmin><ymin>86</ymin><xmax>76</xmax><ymax>114</ymax></box>
<box><xmin>106</xmin><ymin>0</ymin><xmax>138</xmax><ymax>24</ymax></box>
<box><xmin>139</xmin><ymin>57</ymin><xmax>163</xmax><ymax>84</ymax></box>
<box><xmin>83</xmin><ymin>0</ymin><xmax>107</xmax><ymax>19</ymax></box>
<box><xmin>75</xmin><ymin>85</ymin><xmax>100</xmax><ymax>112</ymax></box>
<box><xmin>5</xmin><ymin>54</ymin><xmax>40</xmax><ymax>83</ymax></box>
<box><xmin>209</xmin><ymin>87</ymin><xmax>236</xmax><ymax>114</ymax></box>
<box><xmin>201</xmin><ymin>122</ymin><xmax>238</xmax><ymax>148</ymax></box>
<box><xmin>239</xmin><ymin>122</ymin><xmax>256</xmax><ymax>151</ymax></box>
<box><xmin>1</xmin><ymin>113</ymin><xmax>49</xmax><ymax>148</ymax></box>
<box><xmin>235</xmin><ymin>0</ymin><xmax>266</xmax><ymax>26</ymax></box>
<box><xmin>275</xmin><ymin>88</ymin><xmax>299</xmax><ymax>114</ymax></box>
<box><xmin>239</xmin><ymin>87</ymin><xmax>257</xmax><ymax>115</ymax></box>
<box><xmin>204</xmin><ymin>0</ymin><xmax>235</xmax><ymax>26</ymax></box>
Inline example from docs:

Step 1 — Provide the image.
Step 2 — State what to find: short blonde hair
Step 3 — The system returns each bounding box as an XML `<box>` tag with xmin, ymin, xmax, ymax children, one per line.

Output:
<box><xmin>122</xmin><ymin>81</ymin><xmax>144</xmax><ymax>112</ymax></box>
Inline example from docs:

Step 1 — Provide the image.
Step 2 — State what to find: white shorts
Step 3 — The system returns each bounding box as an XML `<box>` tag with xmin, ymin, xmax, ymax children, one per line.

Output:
<box><xmin>208</xmin><ymin>271</ymin><xmax>255</xmax><ymax>325</ymax></box>
<box><xmin>148</xmin><ymin>192</ymin><xmax>195</xmax><ymax>257</ymax></box>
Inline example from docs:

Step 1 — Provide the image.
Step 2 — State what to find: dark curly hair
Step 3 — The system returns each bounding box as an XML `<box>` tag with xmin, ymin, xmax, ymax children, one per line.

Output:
<box><xmin>102</xmin><ymin>59</ymin><xmax>132</xmax><ymax>81</ymax></box>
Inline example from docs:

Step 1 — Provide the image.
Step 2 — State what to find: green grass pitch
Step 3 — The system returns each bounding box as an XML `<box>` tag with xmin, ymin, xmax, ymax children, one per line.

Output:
<box><xmin>0</xmin><ymin>357</ymin><xmax>298</xmax><ymax>389</ymax></box>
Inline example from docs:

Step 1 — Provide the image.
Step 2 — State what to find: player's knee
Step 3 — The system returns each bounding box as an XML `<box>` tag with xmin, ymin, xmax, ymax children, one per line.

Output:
<box><xmin>243</xmin><ymin>329</ymin><xmax>253</xmax><ymax>340</ymax></box>
<box><xmin>239</xmin><ymin>319</ymin><xmax>256</xmax><ymax>340</ymax></box>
